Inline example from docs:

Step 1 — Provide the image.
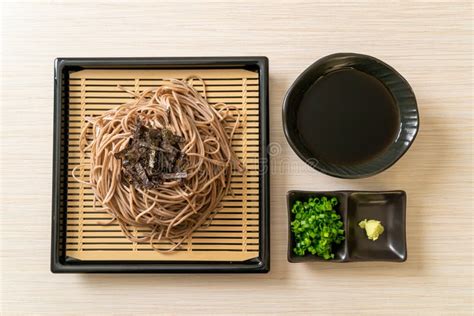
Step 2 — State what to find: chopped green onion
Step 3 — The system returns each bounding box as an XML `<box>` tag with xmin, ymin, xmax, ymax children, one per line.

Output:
<box><xmin>291</xmin><ymin>196</ymin><xmax>345</xmax><ymax>260</ymax></box>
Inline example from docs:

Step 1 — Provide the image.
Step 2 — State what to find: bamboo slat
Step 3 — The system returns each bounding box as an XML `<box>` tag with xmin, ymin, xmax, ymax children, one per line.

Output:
<box><xmin>65</xmin><ymin>68</ymin><xmax>260</xmax><ymax>261</ymax></box>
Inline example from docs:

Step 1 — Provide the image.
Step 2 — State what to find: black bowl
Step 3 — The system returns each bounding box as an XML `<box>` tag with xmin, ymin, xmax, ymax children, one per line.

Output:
<box><xmin>282</xmin><ymin>53</ymin><xmax>419</xmax><ymax>178</ymax></box>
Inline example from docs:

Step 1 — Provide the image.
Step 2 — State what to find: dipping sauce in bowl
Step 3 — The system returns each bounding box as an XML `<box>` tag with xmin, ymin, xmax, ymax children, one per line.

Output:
<box><xmin>283</xmin><ymin>53</ymin><xmax>419</xmax><ymax>178</ymax></box>
<box><xmin>297</xmin><ymin>68</ymin><xmax>400</xmax><ymax>165</ymax></box>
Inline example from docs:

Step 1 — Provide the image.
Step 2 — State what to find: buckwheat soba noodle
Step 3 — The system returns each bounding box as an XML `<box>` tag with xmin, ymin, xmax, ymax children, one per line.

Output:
<box><xmin>73</xmin><ymin>77</ymin><xmax>244</xmax><ymax>251</ymax></box>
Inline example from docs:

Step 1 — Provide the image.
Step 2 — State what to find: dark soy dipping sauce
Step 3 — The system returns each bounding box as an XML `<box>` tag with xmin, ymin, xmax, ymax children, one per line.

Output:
<box><xmin>297</xmin><ymin>68</ymin><xmax>400</xmax><ymax>165</ymax></box>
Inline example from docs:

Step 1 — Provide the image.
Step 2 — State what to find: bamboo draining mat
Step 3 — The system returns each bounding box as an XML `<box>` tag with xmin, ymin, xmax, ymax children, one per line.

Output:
<box><xmin>65</xmin><ymin>68</ymin><xmax>260</xmax><ymax>261</ymax></box>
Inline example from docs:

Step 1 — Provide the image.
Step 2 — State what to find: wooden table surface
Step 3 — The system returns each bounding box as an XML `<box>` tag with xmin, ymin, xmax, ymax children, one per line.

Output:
<box><xmin>1</xmin><ymin>1</ymin><xmax>472</xmax><ymax>314</ymax></box>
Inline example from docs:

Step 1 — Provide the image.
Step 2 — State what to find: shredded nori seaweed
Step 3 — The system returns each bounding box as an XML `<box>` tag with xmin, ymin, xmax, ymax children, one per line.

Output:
<box><xmin>114</xmin><ymin>122</ymin><xmax>187</xmax><ymax>189</ymax></box>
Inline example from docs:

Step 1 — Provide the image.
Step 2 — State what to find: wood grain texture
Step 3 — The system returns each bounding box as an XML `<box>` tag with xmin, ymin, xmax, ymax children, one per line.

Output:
<box><xmin>0</xmin><ymin>0</ymin><xmax>472</xmax><ymax>314</ymax></box>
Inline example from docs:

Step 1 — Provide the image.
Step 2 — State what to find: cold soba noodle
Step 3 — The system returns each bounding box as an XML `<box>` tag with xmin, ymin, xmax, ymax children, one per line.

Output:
<box><xmin>73</xmin><ymin>77</ymin><xmax>244</xmax><ymax>251</ymax></box>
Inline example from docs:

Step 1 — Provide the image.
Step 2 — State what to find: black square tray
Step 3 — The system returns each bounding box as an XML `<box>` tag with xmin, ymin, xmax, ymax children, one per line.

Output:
<box><xmin>51</xmin><ymin>57</ymin><xmax>269</xmax><ymax>273</ymax></box>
